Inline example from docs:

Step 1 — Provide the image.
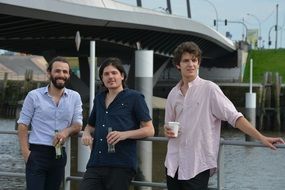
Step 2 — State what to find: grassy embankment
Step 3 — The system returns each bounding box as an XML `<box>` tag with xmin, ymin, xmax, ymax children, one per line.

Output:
<box><xmin>243</xmin><ymin>49</ymin><xmax>285</xmax><ymax>83</ymax></box>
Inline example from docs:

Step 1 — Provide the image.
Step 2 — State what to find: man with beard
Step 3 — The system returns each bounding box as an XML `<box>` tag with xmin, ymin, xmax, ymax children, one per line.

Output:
<box><xmin>17</xmin><ymin>56</ymin><xmax>83</xmax><ymax>190</ymax></box>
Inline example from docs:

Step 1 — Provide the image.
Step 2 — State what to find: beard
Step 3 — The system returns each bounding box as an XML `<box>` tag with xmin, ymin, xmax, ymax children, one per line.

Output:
<box><xmin>50</xmin><ymin>76</ymin><xmax>69</xmax><ymax>89</ymax></box>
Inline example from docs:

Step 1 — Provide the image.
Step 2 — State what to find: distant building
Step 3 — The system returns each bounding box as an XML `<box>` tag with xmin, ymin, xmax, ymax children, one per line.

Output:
<box><xmin>0</xmin><ymin>55</ymin><xmax>48</xmax><ymax>81</ymax></box>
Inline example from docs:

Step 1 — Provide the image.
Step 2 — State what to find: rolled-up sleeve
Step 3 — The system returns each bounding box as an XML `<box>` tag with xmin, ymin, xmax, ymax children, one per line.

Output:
<box><xmin>72</xmin><ymin>92</ymin><xmax>83</xmax><ymax>125</ymax></box>
<box><xmin>17</xmin><ymin>92</ymin><xmax>34</xmax><ymax>126</ymax></box>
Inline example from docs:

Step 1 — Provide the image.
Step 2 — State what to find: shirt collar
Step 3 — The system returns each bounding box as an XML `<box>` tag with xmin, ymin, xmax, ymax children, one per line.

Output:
<box><xmin>176</xmin><ymin>75</ymin><xmax>201</xmax><ymax>90</ymax></box>
<box><xmin>43</xmin><ymin>85</ymin><xmax>68</xmax><ymax>96</ymax></box>
<box><xmin>187</xmin><ymin>75</ymin><xmax>201</xmax><ymax>87</ymax></box>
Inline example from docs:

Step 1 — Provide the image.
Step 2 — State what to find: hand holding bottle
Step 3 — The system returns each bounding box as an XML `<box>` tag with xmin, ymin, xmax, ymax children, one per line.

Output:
<box><xmin>54</xmin><ymin>130</ymin><xmax>63</xmax><ymax>159</ymax></box>
<box><xmin>107</xmin><ymin>127</ymin><xmax>115</xmax><ymax>153</ymax></box>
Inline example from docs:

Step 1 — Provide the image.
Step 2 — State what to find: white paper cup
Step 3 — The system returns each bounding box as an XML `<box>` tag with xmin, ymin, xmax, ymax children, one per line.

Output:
<box><xmin>166</xmin><ymin>121</ymin><xmax>180</xmax><ymax>137</ymax></box>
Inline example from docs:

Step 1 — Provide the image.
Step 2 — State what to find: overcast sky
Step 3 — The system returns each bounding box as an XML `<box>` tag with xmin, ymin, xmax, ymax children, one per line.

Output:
<box><xmin>116</xmin><ymin>0</ymin><xmax>285</xmax><ymax>49</ymax></box>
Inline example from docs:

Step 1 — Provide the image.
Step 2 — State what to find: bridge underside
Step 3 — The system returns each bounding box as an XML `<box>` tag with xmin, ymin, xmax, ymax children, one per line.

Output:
<box><xmin>0</xmin><ymin>14</ymin><xmax>235</xmax><ymax>65</ymax></box>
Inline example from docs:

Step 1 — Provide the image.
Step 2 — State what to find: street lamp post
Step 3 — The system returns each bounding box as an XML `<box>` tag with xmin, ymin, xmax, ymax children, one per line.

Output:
<box><xmin>268</xmin><ymin>25</ymin><xmax>282</xmax><ymax>49</ymax></box>
<box><xmin>275</xmin><ymin>4</ymin><xmax>279</xmax><ymax>49</ymax></box>
<box><xmin>268</xmin><ymin>25</ymin><xmax>275</xmax><ymax>48</ymax></box>
<box><xmin>247</xmin><ymin>13</ymin><xmax>262</xmax><ymax>48</ymax></box>
<box><xmin>203</xmin><ymin>0</ymin><xmax>219</xmax><ymax>31</ymax></box>
<box><xmin>224</xmin><ymin>19</ymin><xmax>248</xmax><ymax>42</ymax></box>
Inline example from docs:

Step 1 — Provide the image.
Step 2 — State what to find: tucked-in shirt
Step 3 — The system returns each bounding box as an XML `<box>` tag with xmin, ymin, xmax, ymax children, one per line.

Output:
<box><xmin>87</xmin><ymin>88</ymin><xmax>151</xmax><ymax>171</ymax></box>
<box><xmin>17</xmin><ymin>86</ymin><xmax>83</xmax><ymax>146</ymax></box>
<box><xmin>164</xmin><ymin>76</ymin><xmax>243</xmax><ymax>180</ymax></box>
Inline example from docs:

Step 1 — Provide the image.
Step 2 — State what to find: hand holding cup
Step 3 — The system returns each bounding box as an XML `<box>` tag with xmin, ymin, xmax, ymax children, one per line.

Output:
<box><xmin>164</xmin><ymin>121</ymin><xmax>180</xmax><ymax>138</ymax></box>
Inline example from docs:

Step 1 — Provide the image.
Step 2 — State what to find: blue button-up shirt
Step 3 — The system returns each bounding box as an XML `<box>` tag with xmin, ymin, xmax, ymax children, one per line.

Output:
<box><xmin>17</xmin><ymin>86</ymin><xmax>83</xmax><ymax>146</ymax></box>
<box><xmin>87</xmin><ymin>88</ymin><xmax>151</xmax><ymax>170</ymax></box>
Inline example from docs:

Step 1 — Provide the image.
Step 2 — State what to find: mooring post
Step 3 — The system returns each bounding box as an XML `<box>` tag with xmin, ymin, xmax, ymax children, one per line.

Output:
<box><xmin>245</xmin><ymin>59</ymin><xmax>256</xmax><ymax>141</ymax></box>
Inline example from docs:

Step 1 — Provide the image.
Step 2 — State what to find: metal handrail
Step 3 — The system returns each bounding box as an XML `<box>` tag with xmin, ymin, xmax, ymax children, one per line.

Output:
<box><xmin>0</xmin><ymin>130</ymin><xmax>18</xmax><ymax>134</ymax></box>
<box><xmin>1</xmin><ymin>130</ymin><xmax>285</xmax><ymax>190</ymax></box>
<box><xmin>221</xmin><ymin>139</ymin><xmax>285</xmax><ymax>148</ymax></box>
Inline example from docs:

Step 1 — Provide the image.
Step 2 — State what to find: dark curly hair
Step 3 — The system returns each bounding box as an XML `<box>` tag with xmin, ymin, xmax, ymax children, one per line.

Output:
<box><xmin>172</xmin><ymin>41</ymin><xmax>202</xmax><ymax>66</ymax></box>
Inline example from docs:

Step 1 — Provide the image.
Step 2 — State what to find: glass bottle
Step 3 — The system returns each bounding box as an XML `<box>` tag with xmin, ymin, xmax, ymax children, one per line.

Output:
<box><xmin>107</xmin><ymin>127</ymin><xmax>115</xmax><ymax>153</ymax></box>
<box><xmin>54</xmin><ymin>130</ymin><xmax>62</xmax><ymax>159</ymax></box>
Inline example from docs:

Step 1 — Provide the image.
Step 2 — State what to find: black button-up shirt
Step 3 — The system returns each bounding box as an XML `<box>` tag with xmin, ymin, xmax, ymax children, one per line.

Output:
<box><xmin>87</xmin><ymin>88</ymin><xmax>151</xmax><ymax>171</ymax></box>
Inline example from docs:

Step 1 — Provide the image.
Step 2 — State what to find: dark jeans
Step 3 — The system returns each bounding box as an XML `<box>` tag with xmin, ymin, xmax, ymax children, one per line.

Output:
<box><xmin>166</xmin><ymin>168</ymin><xmax>210</xmax><ymax>190</ymax></box>
<box><xmin>26</xmin><ymin>144</ymin><xmax>66</xmax><ymax>190</ymax></box>
<box><xmin>80</xmin><ymin>167</ymin><xmax>135</xmax><ymax>190</ymax></box>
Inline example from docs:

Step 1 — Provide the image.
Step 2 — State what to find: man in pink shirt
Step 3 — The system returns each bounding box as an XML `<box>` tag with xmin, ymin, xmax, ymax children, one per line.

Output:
<box><xmin>164</xmin><ymin>41</ymin><xmax>284</xmax><ymax>190</ymax></box>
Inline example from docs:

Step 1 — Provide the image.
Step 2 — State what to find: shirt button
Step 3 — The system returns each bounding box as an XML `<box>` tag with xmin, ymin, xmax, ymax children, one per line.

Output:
<box><xmin>106</xmin><ymin>111</ymin><xmax>108</xmax><ymax>114</ymax></box>
<box><xmin>99</xmin><ymin>151</ymin><xmax>101</xmax><ymax>154</ymax></box>
<box><xmin>102</xmin><ymin>124</ymin><xmax>105</xmax><ymax>127</ymax></box>
<box><xmin>100</xmin><ymin>139</ymin><xmax>103</xmax><ymax>141</ymax></box>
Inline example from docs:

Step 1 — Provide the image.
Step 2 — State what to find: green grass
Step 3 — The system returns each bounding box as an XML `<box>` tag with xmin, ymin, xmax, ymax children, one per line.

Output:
<box><xmin>243</xmin><ymin>49</ymin><xmax>285</xmax><ymax>83</ymax></box>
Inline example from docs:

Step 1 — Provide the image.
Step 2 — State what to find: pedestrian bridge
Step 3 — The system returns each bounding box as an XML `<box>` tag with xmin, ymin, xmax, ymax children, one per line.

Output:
<box><xmin>0</xmin><ymin>0</ymin><xmax>235</xmax><ymax>63</ymax></box>
<box><xmin>0</xmin><ymin>0</ymin><xmax>244</xmax><ymax>98</ymax></box>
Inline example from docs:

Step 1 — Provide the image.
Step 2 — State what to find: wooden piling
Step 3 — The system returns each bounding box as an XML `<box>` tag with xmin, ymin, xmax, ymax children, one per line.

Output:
<box><xmin>259</xmin><ymin>72</ymin><xmax>268</xmax><ymax>130</ymax></box>
<box><xmin>274</xmin><ymin>72</ymin><xmax>281</xmax><ymax>131</ymax></box>
<box><xmin>259</xmin><ymin>71</ymin><xmax>282</xmax><ymax>131</ymax></box>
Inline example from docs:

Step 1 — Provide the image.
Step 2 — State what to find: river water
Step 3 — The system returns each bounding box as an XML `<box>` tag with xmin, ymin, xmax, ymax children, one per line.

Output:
<box><xmin>1</xmin><ymin>118</ymin><xmax>285</xmax><ymax>190</ymax></box>
<box><xmin>0</xmin><ymin>118</ymin><xmax>25</xmax><ymax>190</ymax></box>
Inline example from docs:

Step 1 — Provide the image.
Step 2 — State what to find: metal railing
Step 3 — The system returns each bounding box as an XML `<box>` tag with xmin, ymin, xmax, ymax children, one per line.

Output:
<box><xmin>1</xmin><ymin>130</ymin><xmax>285</xmax><ymax>190</ymax></box>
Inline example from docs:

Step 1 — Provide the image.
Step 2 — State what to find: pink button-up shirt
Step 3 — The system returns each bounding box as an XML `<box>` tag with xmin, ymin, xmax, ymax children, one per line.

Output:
<box><xmin>164</xmin><ymin>76</ymin><xmax>243</xmax><ymax>180</ymax></box>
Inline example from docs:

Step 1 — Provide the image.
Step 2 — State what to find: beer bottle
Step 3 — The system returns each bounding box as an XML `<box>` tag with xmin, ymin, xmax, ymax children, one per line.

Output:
<box><xmin>54</xmin><ymin>130</ymin><xmax>62</xmax><ymax>159</ymax></box>
<box><xmin>107</xmin><ymin>127</ymin><xmax>115</xmax><ymax>153</ymax></box>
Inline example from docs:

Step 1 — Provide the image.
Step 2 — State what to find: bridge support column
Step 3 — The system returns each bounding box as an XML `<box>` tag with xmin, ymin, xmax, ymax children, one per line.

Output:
<box><xmin>135</xmin><ymin>50</ymin><xmax>153</xmax><ymax>190</ymax></box>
